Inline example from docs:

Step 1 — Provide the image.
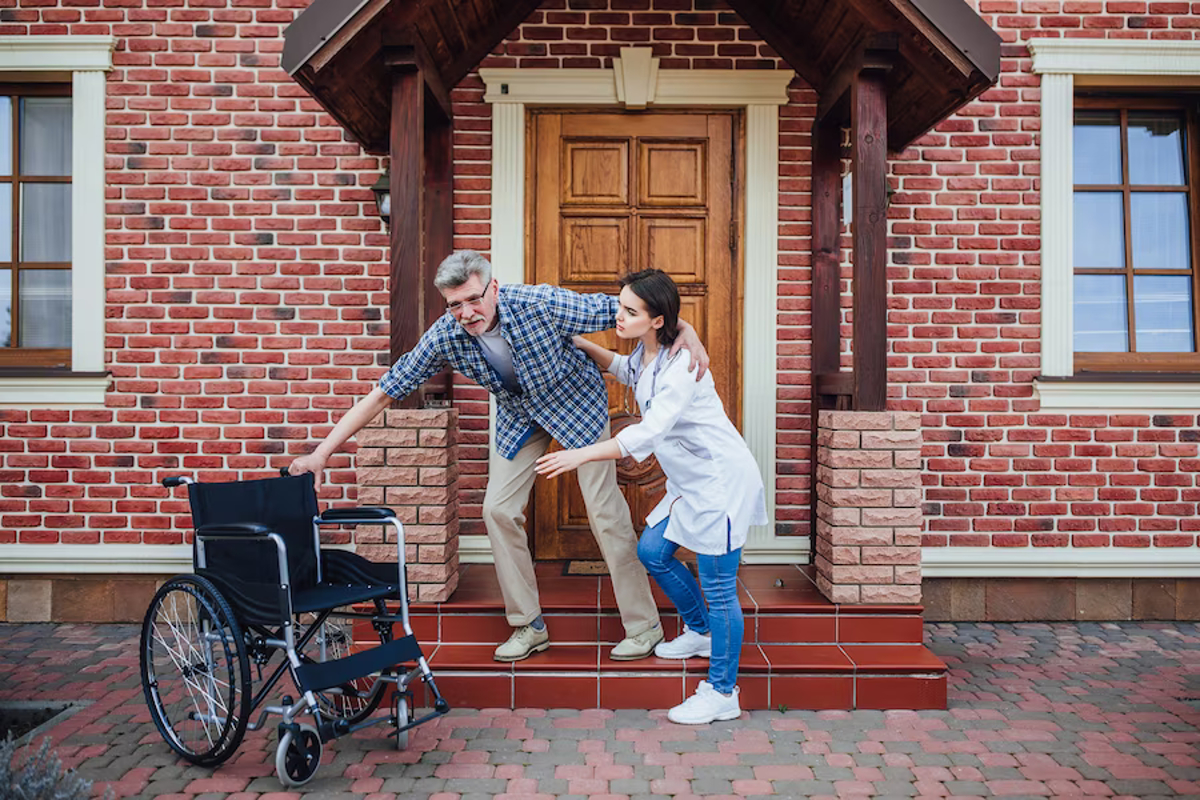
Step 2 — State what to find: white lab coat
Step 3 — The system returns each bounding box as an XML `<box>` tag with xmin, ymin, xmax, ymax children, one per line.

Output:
<box><xmin>610</xmin><ymin>346</ymin><xmax>767</xmax><ymax>556</ymax></box>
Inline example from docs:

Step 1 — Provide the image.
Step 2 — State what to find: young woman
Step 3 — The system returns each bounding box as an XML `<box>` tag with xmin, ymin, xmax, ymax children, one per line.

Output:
<box><xmin>535</xmin><ymin>269</ymin><xmax>767</xmax><ymax>725</ymax></box>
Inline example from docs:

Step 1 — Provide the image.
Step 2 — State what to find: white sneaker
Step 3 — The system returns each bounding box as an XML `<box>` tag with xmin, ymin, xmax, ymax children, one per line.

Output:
<box><xmin>654</xmin><ymin>626</ymin><xmax>712</xmax><ymax>659</ymax></box>
<box><xmin>667</xmin><ymin>681</ymin><xmax>741</xmax><ymax>725</ymax></box>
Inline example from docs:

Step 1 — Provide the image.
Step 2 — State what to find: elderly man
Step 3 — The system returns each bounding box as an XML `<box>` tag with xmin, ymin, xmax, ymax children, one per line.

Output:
<box><xmin>290</xmin><ymin>250</ymin><xmax>709</xmax><ymax>662</ymax></box>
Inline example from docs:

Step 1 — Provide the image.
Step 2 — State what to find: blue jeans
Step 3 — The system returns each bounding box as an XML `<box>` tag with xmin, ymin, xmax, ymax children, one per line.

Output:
<box><xmin>636</xmin><ymin>516</ymin><xmax>743</xmax><ymax>694</ymax></box>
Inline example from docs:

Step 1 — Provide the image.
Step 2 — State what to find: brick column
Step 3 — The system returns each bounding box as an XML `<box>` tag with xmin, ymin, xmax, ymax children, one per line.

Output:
<box><xmin>354</xmin><ymin>408</ymin><xmax>459</xmax><ymax>602</ymax></box>
<box><xmin>815</xmin><ymin>410</ymin><xmax>923</xmax><ymax>604</ymax></box>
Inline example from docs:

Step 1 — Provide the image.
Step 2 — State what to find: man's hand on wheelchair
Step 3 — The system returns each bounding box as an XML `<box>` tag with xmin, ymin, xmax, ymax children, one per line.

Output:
<box><xmin>288</xmin><ymin>454</ymin><xmax>327</xmax><ymax>490</ymax></box>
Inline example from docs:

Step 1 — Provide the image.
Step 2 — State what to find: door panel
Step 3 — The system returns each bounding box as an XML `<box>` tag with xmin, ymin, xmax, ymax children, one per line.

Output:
<box><xmin>529</xmin><ymin>110</ymin><xmax>739</xmax><ymax>560</ymax></box>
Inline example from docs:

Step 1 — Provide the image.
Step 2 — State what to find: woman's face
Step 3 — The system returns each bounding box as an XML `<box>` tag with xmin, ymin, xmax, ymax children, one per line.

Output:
<box><xmin>615</xmin><ymin>285</ymin><xmax>663</xmax><ymax>341</ymax></box>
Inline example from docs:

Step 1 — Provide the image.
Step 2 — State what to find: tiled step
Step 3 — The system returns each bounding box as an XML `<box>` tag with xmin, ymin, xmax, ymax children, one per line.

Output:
<box><xmin>386</xmin><ymin>563</ymin><xmax>946</xmax><ymax>711</ymax></box>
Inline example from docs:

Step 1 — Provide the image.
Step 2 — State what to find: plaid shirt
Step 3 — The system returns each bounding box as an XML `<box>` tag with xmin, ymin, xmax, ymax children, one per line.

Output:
<box><xmin>378</xmin><ymin>284</ymin><xmax>619</xmax><ymax>459</ymax></box>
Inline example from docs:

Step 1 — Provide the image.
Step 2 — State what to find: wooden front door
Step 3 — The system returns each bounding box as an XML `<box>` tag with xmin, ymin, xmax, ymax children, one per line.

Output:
<box><xmin>528</xmin><ymin>110</ymin><xmax>741</xmax><ymax>560</ymax></box>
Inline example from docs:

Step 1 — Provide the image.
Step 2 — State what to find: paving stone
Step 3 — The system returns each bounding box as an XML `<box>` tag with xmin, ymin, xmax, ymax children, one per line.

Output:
<box><xmin>1</xmin><ymin>620</ymin><xmax>1196</xmax><ymax>799</ymax></box>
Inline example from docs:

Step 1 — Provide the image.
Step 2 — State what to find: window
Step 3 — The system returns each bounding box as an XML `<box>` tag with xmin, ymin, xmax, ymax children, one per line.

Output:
<box><xmin>1</xmin><ymin>85</ymin><xmax>73</xmax><ymax>368</ymax></box>
<box><xmin>0</xmin><ymin>36</ymin><xmax>113</xmax><ymax>404</ymax></box>
<box><xmin>1072</xmin><ymin>98</ymin><xmax>1200</xmax><ymax>372</ymax></box>
<box><xmin>1032</xmin><ymin>39</ymin><xmax>1200</xmax><ymax>409</ymax></box>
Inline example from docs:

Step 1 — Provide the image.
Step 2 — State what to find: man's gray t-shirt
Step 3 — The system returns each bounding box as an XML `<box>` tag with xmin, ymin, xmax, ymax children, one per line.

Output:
<box><xmin>476</xmin><ymin>325</ymin><xmax>520</xmax><ymax>393</ymax></box>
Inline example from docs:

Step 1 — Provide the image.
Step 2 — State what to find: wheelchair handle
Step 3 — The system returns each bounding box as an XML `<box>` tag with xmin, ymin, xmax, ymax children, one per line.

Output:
<box><xmin>280</xmin><ymin>467</ymin><xmax>290</xmax><ymax>478</ymax></box>
<box><xmin>162</xmin><ymin>476</ymin><xmax>194</xmax><ymax>488</ymax></box>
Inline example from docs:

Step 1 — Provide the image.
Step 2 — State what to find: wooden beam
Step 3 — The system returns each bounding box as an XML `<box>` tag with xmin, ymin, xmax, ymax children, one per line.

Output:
<box><xmin>442</xmin><ymin>0</ymin><xmax>543</xmax><ymax>88</ymax></box>
<box><xmin>811</xmin><ymin>115</ymin><xmax>842</xmax><ymax>380</ymax></box>
<box><xmin>816</xmin><ymin>32</ymin><xmax>898</xmax><ymax>126</ymax></box>
<box><xmin>420</xmin><ymin>113</ymin><xmax>454</xmax><ymax>405</ymax></box>
<box><xmin>389</xmin><ymin>67</ymin><xmax>424</xmax><ymax>409</ymax></box>
<box><xmin>384</xmin><ymin>43</ymin><xmax>453</xmax><ymax>124</ymax></box>
<box><xmin>726</xmin><ymin>0</ymin><xmax>826</xmax><ymax>90</ymax></box>
<box><xmin>851</xmin><ymin>70</ymin><xmax>889</xmax><ymax>412</ymax></box>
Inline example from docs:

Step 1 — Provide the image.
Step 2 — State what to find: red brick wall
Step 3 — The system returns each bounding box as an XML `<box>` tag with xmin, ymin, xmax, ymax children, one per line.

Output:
<box><xmin>0</xmin><ymin>0</ymin><xmax>384</xmax><ymax>546</ymax></box>
<box><xmin>1</xmin><ymin>0</ymin><xmax>1198</xmax><ymax>557</ymax></box>
<box><xmin>898</xmin><ymin>0</ymin><xmax>1200</xmax><ymax>550</ymax></box>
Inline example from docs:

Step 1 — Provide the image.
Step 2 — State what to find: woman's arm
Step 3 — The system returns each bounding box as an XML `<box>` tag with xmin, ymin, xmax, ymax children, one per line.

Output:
<box><xmin>535</xmin><ymin>438</ymin><xmax>623</xmax><ymax>479</ymax></box>
<box><xmin>571</xmin><ymin>334</ymin><xmax>616</xmax><ymax>370</ymax></box>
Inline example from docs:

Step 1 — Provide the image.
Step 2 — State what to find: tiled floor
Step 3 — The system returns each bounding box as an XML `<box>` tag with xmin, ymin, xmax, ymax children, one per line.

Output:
<box><xmin>1</xmin><ymin>620</ymin><xmax>1197</xmax><ymax>798</ymax></box>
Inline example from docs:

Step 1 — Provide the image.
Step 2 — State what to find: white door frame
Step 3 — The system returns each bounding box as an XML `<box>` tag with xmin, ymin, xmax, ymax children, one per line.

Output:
<box><xmin>458</xmin><ymin>50</ymin><xmax>803</xmax><ymax>564</ymax></box>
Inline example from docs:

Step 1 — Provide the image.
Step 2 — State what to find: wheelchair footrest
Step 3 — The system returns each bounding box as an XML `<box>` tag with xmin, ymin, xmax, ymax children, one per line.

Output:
<box><xmin>295</xmin><ymin>635</ymin><xmax>423</xmax><ymax>693</ymax></box>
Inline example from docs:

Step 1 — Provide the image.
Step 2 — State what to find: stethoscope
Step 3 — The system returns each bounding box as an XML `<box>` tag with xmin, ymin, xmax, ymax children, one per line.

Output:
<box><xmin>625</xmin><ymin>343</ymin><xmax>668</xmax><ymax>412</ymax></box>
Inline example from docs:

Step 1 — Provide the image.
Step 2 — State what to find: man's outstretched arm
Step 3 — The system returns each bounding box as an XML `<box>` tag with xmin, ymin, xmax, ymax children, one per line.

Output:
<box><xmin>288</xmin><ymin>387</ymin><xmax>393</xmax><ymax>491</ymax></box>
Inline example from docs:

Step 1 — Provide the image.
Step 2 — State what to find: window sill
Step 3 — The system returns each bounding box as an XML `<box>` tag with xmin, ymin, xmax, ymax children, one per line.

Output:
<box><xmin>1035</xmin><ymin>377</ymin><xmax>1200</xmax><ymax>411</ymax></box>
<box><xmin>0</xmin><ymin>373</ymin><xmax>110</xmax><ymax>405</ymax></box>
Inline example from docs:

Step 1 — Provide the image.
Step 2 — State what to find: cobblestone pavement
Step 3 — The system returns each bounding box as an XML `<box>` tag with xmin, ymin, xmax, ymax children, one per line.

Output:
<box><xmin>1</xmin><ymin>621</ymin><xmax>1197</xmax><ymax>799</ymax></box>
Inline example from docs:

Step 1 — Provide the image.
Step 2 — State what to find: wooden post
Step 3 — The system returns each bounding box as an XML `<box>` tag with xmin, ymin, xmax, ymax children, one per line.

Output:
<box><xmin>851</xmin><ymin>70</ymin><xmax>888</xmax><ymax>412</ymax></box>
<box><xmin>810</xmin><ymin>115</ymin><xmax>843</xmax><ymax>538</ymax></box>
<box><xmin>389</xmin><ymin>66</ymin><xmax>424</xmax><ymax>409</ymax></box>
<box><xmin>421</xmin><ymin>112</ymin><xmax>454</xmax><ymax>405</ymax></box>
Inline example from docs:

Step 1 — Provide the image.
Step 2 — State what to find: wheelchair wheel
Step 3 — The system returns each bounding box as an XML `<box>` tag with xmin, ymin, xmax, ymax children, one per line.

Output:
<box><xmin>299</xmin><ymin>604</ymin><xmax>391</xmax><ymax>725</ymax></box>
<box><xmin>139</xmin><ymin>574</ymin><xmax>251</xmax><ymax>766</ymax></box>
<box><xmin>276</xmin><ymin>723</ymin><xmax>322</xmax><ymax>787</ymax></box>
<box><xmin>395</xmin><ymin>691</ymin><xmax>414</xmax><ymax>750</ymax></box>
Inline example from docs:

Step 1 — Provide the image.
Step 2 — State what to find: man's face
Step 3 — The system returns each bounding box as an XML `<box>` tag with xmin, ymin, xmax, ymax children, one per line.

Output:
<box><xmin>442</xmin><ymin>274</ymin><xmax>499</xmax><ymax>336</ymax></box>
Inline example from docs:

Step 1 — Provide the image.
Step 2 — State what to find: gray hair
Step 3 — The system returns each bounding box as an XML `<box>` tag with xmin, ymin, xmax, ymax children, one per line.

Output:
<box><xmin>434</xmin><ymin>250</ymin><xmax>492</xmax><ymax>290</ymax></box>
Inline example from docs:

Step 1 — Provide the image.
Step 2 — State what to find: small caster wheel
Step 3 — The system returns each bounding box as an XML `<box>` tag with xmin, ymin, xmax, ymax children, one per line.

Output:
<box><xmin>276</xmin><ymin>723</ymin><xmax>321</xmax><ymax>787</ymax></box>
<box><xmin>395</xmin><ymin>692</ymin><xmax>414</xmax><ymax>750</ymax></box>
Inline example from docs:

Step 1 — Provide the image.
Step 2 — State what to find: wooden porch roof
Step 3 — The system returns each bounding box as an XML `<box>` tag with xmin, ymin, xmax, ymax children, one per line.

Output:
<box><xmin>281</xmin><ymin>0</ymin><xmax>1000</xmax><ymax>154</ymax></box>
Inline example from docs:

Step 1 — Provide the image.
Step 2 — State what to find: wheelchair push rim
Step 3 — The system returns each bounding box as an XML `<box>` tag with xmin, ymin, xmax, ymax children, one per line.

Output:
<box><xmin>139</xmin><ymin>574</ymin><xmax>252</xmax><ymax>766</ymax></box>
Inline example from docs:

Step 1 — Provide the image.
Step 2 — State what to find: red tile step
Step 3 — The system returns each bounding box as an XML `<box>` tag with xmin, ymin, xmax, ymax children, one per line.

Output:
<box><xmin>386</xmin><ymin>563</ymin><xmax>946</xmax><ymax>711</ymax></box>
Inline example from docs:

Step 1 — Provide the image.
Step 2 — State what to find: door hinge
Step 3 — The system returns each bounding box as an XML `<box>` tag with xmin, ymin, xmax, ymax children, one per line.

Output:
<box><xmin>729</xmin><ymin>219</ymin><xmax>737</xmax><ymax>252</ymax></box>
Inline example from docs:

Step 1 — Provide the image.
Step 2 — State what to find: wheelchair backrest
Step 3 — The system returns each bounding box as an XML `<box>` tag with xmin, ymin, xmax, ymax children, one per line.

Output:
<box><xmin>187</xmin><ymin>473</ymin><xmax>320</xmax><ymax>591</ymax></box>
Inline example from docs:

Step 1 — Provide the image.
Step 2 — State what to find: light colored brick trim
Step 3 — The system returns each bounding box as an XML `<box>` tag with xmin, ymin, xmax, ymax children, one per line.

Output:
<box><xmin>923</xmin><ymin>545</ymin><xmax>1200</xmax><ymax>577</ymax></box>
<box><xmin>0</xmin><ymin>543</ymin><xmax>191</xmax><ymax>573</ymax></box>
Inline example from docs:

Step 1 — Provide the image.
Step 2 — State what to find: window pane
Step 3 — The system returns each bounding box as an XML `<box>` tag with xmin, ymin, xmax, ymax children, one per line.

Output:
<box><xmin>19</xmin><ymin>97</ymin><xmax>71</xmax><ymax>177</ymax></box>
<box><xmin>1134</xmin><ymin>275</ymin><xmax>1193</xmax><ymax>352</ymax></box>
<box><xmin>1074</xmin><ymin>111</ymin><xmax>1121</xmax><ymax>185</ymax></box>
<box><xmin>0</xmin><ymin>97</ymin><xmax>11</xmax><ymax>175</ymax></box>
<box><xmin>0</xmin><ymin>190</ymin><xmax>9</xmax><ymax>261</ymax></box>
<box><xmin>0</xmin><ymin>269</ymin><xmax>9</xmax><ymax>347</ymax></box>
<box><xmin>19</xmin><ymin>183</ymin><xmax>71</xmax><ymax>262</ymax></box>
<box><xmin>1131</xmin><ymin>192</ymin><xmax>1190</xmax><ymax>269</ymax></box>
<box><xmin>19</xmin><ymin>269</ymin><xmax>70</xmax><ymax>348</ymax></box>
<box><xmin>1074</xmin><ymin>274</ymin><xmax>1129</xmax><ymax>352</ymax></box>
<box><xmin>1074</xmin><ymin>192</ymin><xmax>1125</xmax><ymax>268</ymax></box>
<box><xmin>1128</xmin><ymin>111</ymin><xmax>1185</xmax><ymax>186</ymax></box>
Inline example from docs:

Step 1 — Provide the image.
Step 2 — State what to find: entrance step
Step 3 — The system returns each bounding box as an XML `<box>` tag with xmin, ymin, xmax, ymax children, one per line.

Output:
<box><xmin>395</xmin><ymin>563</ymin><xmax>946</xmax><ymax>711</ymax></box>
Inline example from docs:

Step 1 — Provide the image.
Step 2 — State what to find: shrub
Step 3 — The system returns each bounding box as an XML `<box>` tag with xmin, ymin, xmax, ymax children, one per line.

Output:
<box><xmin>0</xmin><ymin>733</ymin><xmax>108</xmax><ymax>800</ymax></box>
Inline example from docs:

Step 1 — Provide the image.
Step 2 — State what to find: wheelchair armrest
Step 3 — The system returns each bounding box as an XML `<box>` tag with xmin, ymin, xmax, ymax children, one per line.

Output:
<box><xmin>196</xmin><ymin>522</ymin><xmax>274</xmax><ymax>539</ymax></box>
<box><xmin>317</xmin><ymin>507</ymin><xmax>397</xmax><ymax>523</ymax></box>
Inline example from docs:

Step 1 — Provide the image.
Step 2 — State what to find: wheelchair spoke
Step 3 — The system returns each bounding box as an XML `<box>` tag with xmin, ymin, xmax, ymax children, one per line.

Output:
<box><xmin>140</xmin><ymin>575</ymin><xmax>250</xmax><ymax>766</ymax></box>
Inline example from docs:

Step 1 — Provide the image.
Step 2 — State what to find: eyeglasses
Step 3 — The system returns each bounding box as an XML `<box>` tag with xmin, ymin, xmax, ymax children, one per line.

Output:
<box><xmin>446</xmin><ymin>293</ymin><xmax>488</xmax><ymax>314</ymax></box>
<box><xmin>446</xmin><ymin>282</ymin><xmax>493</xmax><ymax>314</ymax></box>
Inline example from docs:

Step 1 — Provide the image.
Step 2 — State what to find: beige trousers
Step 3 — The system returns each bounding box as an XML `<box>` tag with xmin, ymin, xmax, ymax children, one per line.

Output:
<box><xmin>482</xmin><ymin>423</ymin><xmax>660</xmax><ymax>637</ymax></box>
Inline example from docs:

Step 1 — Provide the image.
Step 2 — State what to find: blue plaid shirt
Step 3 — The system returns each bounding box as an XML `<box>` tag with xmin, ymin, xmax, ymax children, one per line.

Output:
<box><xmin>378</xmin><ymin>284</ymin><xmax>619</xmax><ymax>459</ymax></box>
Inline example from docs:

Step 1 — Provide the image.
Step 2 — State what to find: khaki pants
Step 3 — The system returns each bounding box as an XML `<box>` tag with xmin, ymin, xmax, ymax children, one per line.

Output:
<box><xmin>482</xmin><ymin>423</ymin><xmax>660</xmax><ymax>637</ymax></box>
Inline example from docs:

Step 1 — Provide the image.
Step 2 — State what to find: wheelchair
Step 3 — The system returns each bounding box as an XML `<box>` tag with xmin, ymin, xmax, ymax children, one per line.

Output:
<box><xmin>138</xmin><ymin>470</ymin><xmax>449</xmax><ymax>787</ymax></box>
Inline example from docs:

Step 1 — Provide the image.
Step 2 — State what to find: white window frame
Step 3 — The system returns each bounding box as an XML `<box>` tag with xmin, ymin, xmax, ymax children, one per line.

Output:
<box><xmin>0</xmin><ymin>36</ymin><xmax>114</xmax><ymax>404</ymax></box>
<box><xmin>1032</xmin><ymin>39</ymin><xmax>1200</xmax><ymax>411</ymax></box>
